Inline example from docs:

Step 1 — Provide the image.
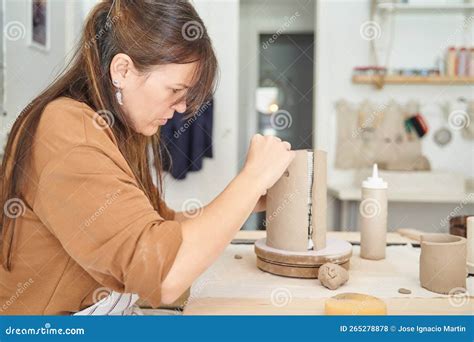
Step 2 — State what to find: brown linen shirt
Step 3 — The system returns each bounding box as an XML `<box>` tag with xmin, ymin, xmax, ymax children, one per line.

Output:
<box><xmin>0</xmin><ymin>97</ymin><xmax>183</xmax><ymax>315</ymax></box>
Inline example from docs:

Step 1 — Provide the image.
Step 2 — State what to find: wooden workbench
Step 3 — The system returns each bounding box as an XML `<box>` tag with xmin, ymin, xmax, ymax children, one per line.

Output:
<box><xmin>182</xmin><ymin>231</ymin><xmax>473</xmax><ymax>315</ymax></box>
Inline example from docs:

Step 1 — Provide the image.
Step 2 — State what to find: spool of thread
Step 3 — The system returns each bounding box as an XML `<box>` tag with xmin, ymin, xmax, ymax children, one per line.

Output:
<box><xmin>457</xmin><ymin>47</ymin><xmax>468</xmax><ymax>77</ymax></box>
<box><xmin>405</xmin><ymin>114</ymin><xmax>429</xmax><ymax>138</ymax></box>
<box><xmin>467</xmin><ymin>216</ymin><xmax>474</xmax><ymax>275</ymax></box>
<box><xmin>446</xmin><ymin>47</ymin><xmax>457</xmax><ymax>77</ymax></box>
<box><xmin>469</xmin><ymin>48</ymin><xmax>474</xmax><ymax>77</ymax></box>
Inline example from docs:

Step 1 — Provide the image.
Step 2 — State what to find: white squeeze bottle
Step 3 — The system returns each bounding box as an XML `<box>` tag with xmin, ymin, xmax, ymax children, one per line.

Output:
<box><xmin>359</xmin><ymin>164</ymin><xmax>388</xmax><ymax>260</ymax></box>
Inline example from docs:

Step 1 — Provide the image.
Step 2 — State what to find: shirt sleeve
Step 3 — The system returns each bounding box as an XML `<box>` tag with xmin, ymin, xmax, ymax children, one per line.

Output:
<box><xmin>33</xmin><ymin>144</ymin><xmax>183</xmax><ymax>308</ymax></box>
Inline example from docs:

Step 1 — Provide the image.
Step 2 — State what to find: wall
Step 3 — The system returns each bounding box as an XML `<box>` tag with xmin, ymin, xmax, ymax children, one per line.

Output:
<box><xmin>2</xmin><ymin>0</ymin><xmax>73</xmax><ymax>150</ymax></box>
<box><xmin>314</xmin><ymin>0</ymin><xmax>474</xmax><ymax>231</ymax></box>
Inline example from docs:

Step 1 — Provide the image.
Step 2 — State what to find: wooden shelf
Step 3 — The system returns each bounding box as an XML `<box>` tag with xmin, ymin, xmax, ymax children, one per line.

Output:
<box><xmin>352</xmin><ymin>75</ymin><xmax>474</xmax><ymax>88</ymax></box>
<box><xmin>377</xmin><ymin>3</ymin><xmax>474</xmax><ymax>12</ymax></box>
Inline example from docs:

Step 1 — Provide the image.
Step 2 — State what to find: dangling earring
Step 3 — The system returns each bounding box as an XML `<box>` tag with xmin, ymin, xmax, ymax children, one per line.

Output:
<box><xmin>113</xmin><ymin>80</ymin><xmax>123</xmax><ymax>105</ymax></box>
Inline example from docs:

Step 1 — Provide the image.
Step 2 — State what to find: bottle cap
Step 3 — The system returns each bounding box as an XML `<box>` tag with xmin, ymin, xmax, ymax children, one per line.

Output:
<box><xmin>362</xmin><ymin>164</ymin><xmax>388</xmax><ymax>189</ymax></box>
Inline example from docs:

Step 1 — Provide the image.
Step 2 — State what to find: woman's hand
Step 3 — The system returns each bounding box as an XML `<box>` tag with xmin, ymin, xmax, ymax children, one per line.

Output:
<box><xmin>242</xmin><ymin>134</ymin><xmax>296</xmax><ymax>196</ymax></box>
<box><xmin>253</xmin><ymin>195</ymin><xmax>266</xmax><ymax>212</ymax></box>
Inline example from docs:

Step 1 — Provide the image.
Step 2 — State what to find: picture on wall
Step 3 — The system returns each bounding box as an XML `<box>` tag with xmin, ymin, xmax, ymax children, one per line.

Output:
<box><xmin>30</xmin><ymin>0</ymin><xmax>49</xmax><ymax>50</ymax></box>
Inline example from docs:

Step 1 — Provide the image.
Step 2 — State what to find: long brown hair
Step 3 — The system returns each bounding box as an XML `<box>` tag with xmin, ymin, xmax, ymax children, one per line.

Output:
<box><xmin>0</xmin><ymin>0</ymin><xmax>217</xmax><ymax>270</ymax></box>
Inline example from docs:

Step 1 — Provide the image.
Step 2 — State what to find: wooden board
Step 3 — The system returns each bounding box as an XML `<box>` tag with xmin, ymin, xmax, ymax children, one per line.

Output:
<box><xmin>255</xmin><ymin>237</ymin><xmax>352</xmax><ymax>278</ymax></box>
<box><xmin>183</xmin><ymin>297</ymin><xmax>474</xmax><ymax>315</ymax></box>
<box><xmin>255</xmin><ymin>238</ymin><xmax>352</xmax><ymax>266</ymax></box>
<box><xmin>256</xmin><ymin>257</ymin><xmax>350</xmax><ymax>279</ymax></box>
<box><xmin>352</xmin><ymin>74</ymin><xmax>474</xmax><ymax>86</ymax></box>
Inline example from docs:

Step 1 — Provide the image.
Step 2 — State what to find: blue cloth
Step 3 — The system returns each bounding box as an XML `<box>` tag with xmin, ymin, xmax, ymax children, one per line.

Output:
<box><xmin>160</xmin><ymin>100</ymin><xmax>213</xmax><ymax>180</ymax></box>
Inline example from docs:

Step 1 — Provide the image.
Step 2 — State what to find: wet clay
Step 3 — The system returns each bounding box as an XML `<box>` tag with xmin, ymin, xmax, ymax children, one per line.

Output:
<box><xmin>419</xmin><ymin>233</ymin><xmax>467</xmax><ymax>294</ymax></box>
<box><xmin>266</xmin><ymin>150</ymin><xmax>327</xmax><ymax>252</ymax></box>
<box><xmin>318</xmin><ymin>263</ymin><xmax>349</xmax><ymax>290</ymax></box>
<box><xmin>467</xmin><ymin>216</ymin><xmax>474</xmax><ymax>274</ymax></box>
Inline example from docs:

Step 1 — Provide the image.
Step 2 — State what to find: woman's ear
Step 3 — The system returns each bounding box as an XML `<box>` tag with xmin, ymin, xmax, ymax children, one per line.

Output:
<box><xmin>109</xmin><ymin>53</ymin><xmax>136</xmax><ymax>87</ymax></box>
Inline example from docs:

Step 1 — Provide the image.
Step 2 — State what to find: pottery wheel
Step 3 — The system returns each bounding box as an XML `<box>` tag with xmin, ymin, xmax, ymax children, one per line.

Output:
<box><xmin>254</xmin><ymin>238</ymin><xmax>352</xmax><ymax>279</ymax></box>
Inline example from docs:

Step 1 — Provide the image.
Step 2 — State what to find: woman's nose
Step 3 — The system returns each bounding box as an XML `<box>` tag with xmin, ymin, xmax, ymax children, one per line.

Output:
<box><xmin>172</xmin><ymin>100</ymin><xmax>187</xmax><ymax>114</ymax></box>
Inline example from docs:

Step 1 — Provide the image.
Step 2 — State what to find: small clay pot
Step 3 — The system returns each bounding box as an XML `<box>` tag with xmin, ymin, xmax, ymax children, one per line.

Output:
<box><xmin>419</xmin><ymin>234</ymin><xmax>467</xmax><ymax>294</ymax></box>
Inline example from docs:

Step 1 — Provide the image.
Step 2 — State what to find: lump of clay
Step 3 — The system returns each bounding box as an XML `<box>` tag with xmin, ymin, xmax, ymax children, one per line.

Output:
<box><xmin>318</xmin><ymin>263</ymin><xmax>349</xmax><ymax>290</ymax></box>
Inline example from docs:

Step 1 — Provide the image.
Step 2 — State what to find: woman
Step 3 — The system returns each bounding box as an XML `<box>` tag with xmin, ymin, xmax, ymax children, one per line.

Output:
<box><xmin>0</xmin><ymin>0</ymin><xmax>294</xmax><ymax>315</ymax></box>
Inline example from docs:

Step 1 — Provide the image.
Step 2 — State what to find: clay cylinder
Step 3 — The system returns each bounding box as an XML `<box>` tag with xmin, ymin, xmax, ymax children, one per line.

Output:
<box><xmin>359</xmin><ymin>188</ymin><xmax>388</xmax><ymax>260</ymax></box>
<box><xmin>467</xmin><ymin>217</ymin><xmax>474</xmax><ymax>274</ymax></box>
<box><xmin>311</xmin><ymin>150</ymin><xmax>327</xmax><ymax>251</ymax></box>
<box><xmin>419</xmin><ymin>233</ymin><xmax>467</xmax><ymax>294</ymax></box>
<box><xmin>266</xmin><ymin>149</ymin><xmax>327</xmax><ymax>252</ymax></box>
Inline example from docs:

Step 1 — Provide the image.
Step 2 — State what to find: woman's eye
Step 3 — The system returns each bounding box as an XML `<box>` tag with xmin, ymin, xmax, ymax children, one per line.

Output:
<box><xmin>172</xmin><ymin>89</ymin><xmax>181</xmax><ymax>94</ymax></box>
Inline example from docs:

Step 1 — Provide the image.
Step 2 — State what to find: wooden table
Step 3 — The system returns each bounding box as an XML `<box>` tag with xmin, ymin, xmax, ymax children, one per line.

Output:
<box><xmin>182</xmin><ymin>231</ymin><xmax>473</xmax><ymax>315</ymax></box>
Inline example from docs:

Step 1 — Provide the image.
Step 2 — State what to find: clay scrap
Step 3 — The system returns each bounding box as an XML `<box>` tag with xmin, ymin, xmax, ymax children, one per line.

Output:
<box><xmin>398</xmin><ymin>288</ymin><xmax>411</xmax><ymax>295</ymax></box>
<box><xmin>318</xmin><ymin>263</ymin><xmax>349</xmax><ymax>290</ymax></box>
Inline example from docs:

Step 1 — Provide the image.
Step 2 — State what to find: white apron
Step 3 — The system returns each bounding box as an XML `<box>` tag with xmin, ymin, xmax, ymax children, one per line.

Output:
<box><xmin>74</xmin><ymin>291</ymin><xmax>141</xmax><ymax>316</ymax></box>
